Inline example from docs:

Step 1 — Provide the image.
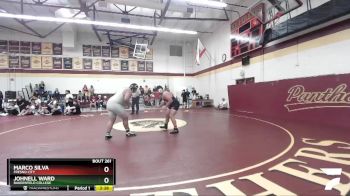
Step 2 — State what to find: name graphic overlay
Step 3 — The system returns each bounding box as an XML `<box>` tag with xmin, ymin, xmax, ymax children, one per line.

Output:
<box><xmin>7</xmin><ymin>158</ymin><xmax>115</xmax><ymax>191</ymax></box>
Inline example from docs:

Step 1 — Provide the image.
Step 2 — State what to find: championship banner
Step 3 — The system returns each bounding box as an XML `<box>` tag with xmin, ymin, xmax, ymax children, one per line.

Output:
<box><xmin>31</xmin><ymin>56</ymin><xmax>42</xmax><ymax>69</ymax></box>
<box><xmin>20</xmin><ymin>56</ymin><xmax>31</xmax><ymax>68</ymax></box>
<box><xmin>83</xmin><ymin>45</ymin><xmax>92</xmax><ymax>56</ymax></box>
<box><xmin>111</xmin><ymin>59</ymin><xmax>120</xmax><ymax>71</ymax></box>
<box><xmin>41</xmin><ymin>56</ymin><xmax>53</xmax><ymax>69</ymax></box>
<box><xmin>73</xmin><ymin>57</ymin><xmax>82</xmax><ymax>70</ymax></box>
<box><xmin>119</xmin><ymin>47</ymin><xmax>129</xmax><ymax>59</ymax></box>
<box><xmin>128</xmin><ymin>48</ymin><xmax>135</xmax><ymax>59</ymax></box>
<box><xmin>92</xmin><ymin>46</ymin><xmax>101</xmax><ymax>57</ymax></box>
<box><xmin>102</xmin><ymin>46</ymin><xmax>111</xmax><ymax>57</ymax></box>
<box><xmin>120</xmin><ymin>60</ymin><xmax>129</xmax><ymax>71</ymax></box>
<box><xmin>53</xmin><ymin>43</ymin><xmax>63</xmax><ymax>55</ymax></box>
<box><xmin>129</xmin><ymin>60</ymin><xmax>137</xmax><ymax>72</ymax></box>
<box><xmin>111</xmin><ymin>46</ymin><xmax>119</xmax><ymax>58</ymax></box>
<box><xmin>0</xmin><ymin>40</ymin><xmax>8</xmax><ymax>53</ymax></box>
<box><xmin>8</xmin><ymin>56</ymin><xmax>20</xmax><ymax>68</ymax></box>
<box><xmin>9</xmin><ymin>41</ymin><xmax>20</xmax><ymax>54</ymax></box>
<box><xmin>20</xmin><ymin>41</ymin><xmax>31</xmax><ymax>54</ymax></box>
<box><xmin>146</xmin><ymin>61</ymin><xmax>153</xmax><ymax>72</ymax></box>
<box><xmin>83</xmin><ymin>58</ymin><xmax>92</xmax><ymax>70</ymax></box>
<box><xmin>41</xmin><ymin>42</ymin><xmax>53</xmax><ymax>55</ymax></box>
<box><xmin>0</xmin><ymin>55</ymin><xmax>8</xmax><ymax>68</ymax></box>
<box><xmin>137</xmin><ymin>61</ymin><xmax>145</xmax><ymax>71</ymax></box>
<box><xmin>102</xmin><ymin>59</ymin><xmax>111</xmax><ymax>70</ymax></box>
<box><xmin>92</xmin><ymin>59</ymin><xmax>102</xmax><ymax>70</ymax></box>
<box><xmin>53</xmin><ymin>57</ymin><xmax>62</xmax><ymax>69</ymax></box>
<box><xmin>63</xmin><ymin>57</ymin><xmax>73</xmax><ymax>69</ymax></box>
<box><xmin>32</xmin><ymin>42</ymin><xmax>41</xmax><ymax>54</ymax></box>
<box><xmin>145</xmin><ymin>48</ymin><xmax>153</xmax><ymax>60</ymax></box>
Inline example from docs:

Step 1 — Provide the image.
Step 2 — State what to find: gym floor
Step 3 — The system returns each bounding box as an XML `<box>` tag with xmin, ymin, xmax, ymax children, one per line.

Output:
<box><xmin>0</xmin><ymin>108</ymin><xmax>348</xmax><ymax>195</ymax></box>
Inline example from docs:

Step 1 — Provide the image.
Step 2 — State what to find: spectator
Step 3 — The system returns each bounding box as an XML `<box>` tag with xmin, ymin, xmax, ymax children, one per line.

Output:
<box><xmin>153</xmin><ymin>88</ymin><xmax>161</xmax><ymax>107</ymax></box>
<box><xmin>77</xmin><ymin>90</ymin><xmax>83</xmax><ymax>102</ymax></box>
<box><xmin>18</xmin><ymin>99</ymin><xmax>35</xmax><ymax>116</ymax></box>
<box><xmin>96</xmin><ymin>95</ymin><xmax>104</xmax><ymax>110</ymax></box>
<box><xmin>65</xmin><ymin>90</ymin><xmax>73</xmax><ymax>103</ymax></box>
<box><xmin>38</xmin><ymin>101</ymin><xmax>50</xmax><ymax>115</ymax></box>
<box><xmin>102</xmin><ymin>96</ymin><xmax>108</xmax><ymax>109</ymax></box>
<box><xmin>53</xmin><ymin>88</ymin><xmax>60</xmax><ymax>100</ymax></box>
<box><xmin>139</xmin><ymin>86</ymin><xmax>144</xmax><ymax>96</ymax></box>
<box><xmin>0</xmin><ymin>91</ymin><xmax>4</xmax><ymax>113</ymax></box>
<box><xmin>15</xmin><ymin>96</ymin><xmax>28</xmax><ymax>114</ymax></box>
<box><xmin>90</xmin><ymin>95</ymin><xmax>97</xmax><ymax>110</ymax></box>
<box><xmin>131</xmin><ymin>85</ymin><xmax>140</xmax><ymax>115</ymax></box>
<box><xmin>72</xmin><ymin>100</ymin><xmax>81</xmax><ymax>115</ymax></box>
<box><xmin>49</xmin><ymin>97</ymin><xmax>62</xmax><ymax>115</ymax></box>
<box><xmin>89</xmin><ymin>85</ymin><xmax>95</xmax><ymax>100</ymax></box>
<box><xmin>217</xmin><ymin>98</ymin><xmax>228</xmax><ymax>110</ymax></box>
<box><xmin>3</xmin><ymin>101</ymin><xmax>19</xmax><ymax>116</ymax></box>
<box><xmin>38</xmin><ymin>81</ymin><xmax>45</xmax><ymax>96</ymax></box>
<box><xmin>191</xmin><ymin>87</ymin><xmax>197</xmax><ymax>98</ymax></box>
<box><xmin>64</xmin><ymin>98</ymin><xmax>75</xmax><ymax>115</ymax></box>
<box><xmin>181</xmin><ymin>89</ymin><xmax>190</xmax><ymax>109</ymax></box>
<box><xmin>82</xmin><ymin>84</ymin><xmax>89</xmax><ymax>102</ymax></box>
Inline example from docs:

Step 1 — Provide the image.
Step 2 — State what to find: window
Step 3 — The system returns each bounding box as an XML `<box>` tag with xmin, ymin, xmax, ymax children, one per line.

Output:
<box><xmin>169</xmin><ymin>45</ymin><xmax>182</xmax><ymax>57</ymax></box>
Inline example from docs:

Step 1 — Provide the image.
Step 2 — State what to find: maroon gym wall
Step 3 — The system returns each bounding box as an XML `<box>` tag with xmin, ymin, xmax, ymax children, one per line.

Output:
<box><xmin>228</xmin><ymin>73</ymin><xmax>350</xmax><ymax>128</ymax></box>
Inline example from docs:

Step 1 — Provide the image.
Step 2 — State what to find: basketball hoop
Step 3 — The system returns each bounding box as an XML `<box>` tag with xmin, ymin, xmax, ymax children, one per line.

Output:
<box><xmin>133</xmin><ymin>40</ymin><xmax>148</xmax><ymax>59</ymax></box>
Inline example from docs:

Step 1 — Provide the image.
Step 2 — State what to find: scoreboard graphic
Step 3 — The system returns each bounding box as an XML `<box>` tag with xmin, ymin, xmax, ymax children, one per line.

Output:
<box><xmin>231</xmin><ymin>3</ymin><xmax>265</xmax><ymax>57</ymax></box>
<box><xmin>7</xmin><ymin>158</ymin><xmax>115</xmax><ymax>191</ymax></box>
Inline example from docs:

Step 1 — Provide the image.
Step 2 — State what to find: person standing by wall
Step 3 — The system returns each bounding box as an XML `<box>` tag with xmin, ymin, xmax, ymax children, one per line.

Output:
<box><xmin>89</xmin><ymin>85</ymin><xmax>95</xmax><ymax>101</ymax></box>
<box><xmin>131</xmin><ymin>84</ymin><xmax>140</xmax><ymax>115</ymax></box>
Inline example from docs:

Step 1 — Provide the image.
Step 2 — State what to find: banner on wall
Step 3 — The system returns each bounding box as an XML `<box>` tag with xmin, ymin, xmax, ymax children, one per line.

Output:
<box><xmin>0</xmin><ymin>40</ymin><xmax>8</xmax><ymax>53</ymax></box>
<box><xmin>93</xmin><ymin>59</ymin><xmax>102</xmax><ymax>70</ymax></box>
<box><xmin>41</xmin><ymin>42</ymin><xmax>53</xmax><ymax>55</ymax></box>
<box><xmin>63</xmin><ymin>57</ymin><xmax>73</xmax><ymax>69</ymax></box>
<box><xmin>0</xmin><ymin>55</ymin><xmax>8</xmax><ymax>68</ymax></box>
<box><xmin>32</xmin><ymin>42</ymin><xmax>41</xmax><ymax>54</ymax></box>
<box><xmin>20</xmin><ymin>56</ymin><xmax>31</xmax><ymax>68</ymax></box>
<box><xmin>129</xmin><ymin>60</ymin><xmax>137</xmax><ymax>72</ymax></box>
<box><xmin>119</xmin><ymin>47</ymin><xmax>129</xmax><ymax>59</ymax></box>
<box><xmin>41</xmin><ymin>56</ymin><xmax>53</xmax><ymax>69</ymax></box>
<box><xmin>137</xmin><ymin>61</ymin><xmax>145</xmax><ymax>71</ymax></box>
<box><xmin>9</xmin><ymin>56</ymin><xmax>20</xmax><ymax>68</ymax></box>
<box><xmin>83</xmin><ymin>58</ymin><xmax>92</xmax><ymax>69</ymax></box>
<box><xmin>92</xmin><ymin>46</ymin><xmax>101</xmax><ymax>57</ymax></box>
<box><xmin>9</xmin><ymin>41</ymin><xmax>20</xmax><ymax>54</ymax></box>
<box><xmin>20</xmin><ymin>41</ymin><xmax>31</xmax><ymax>54</ymax></box>
<box><xmin>73</xmin><ymin>57</ymin><xmax>82</xmax><ymax>70</ymax></box>
<box><xmin>146</xmin><ymin>61</ymin><xmax>153</xmax><ymax>72</ymax></box>
<box><xmin>129</xmin><ymin>47</ymin><xmax>135</xmax><ymax>59</ymax></box>
<box><xmin>145</xmin><ymin>48</ymin><xmax>153</xmax><ymax>60</ymax></box>
<box><xmin>53</xmin><ymin>43</ymin><xmax>63</xmax><ymax>55</ymax></box>
<box><xmin>102</xmin><ymin>59</ymin><xmax>111</xmax><ymax>70</ymax></box>
<box><xmin>121</xmin><ymin>60</ymin><xmax>129</xmax><ymax>71</ymax></box>
<box><xmin>53</xmin><ymin>57</ymin><xmax>62</xmax><ymax>69</ymax></box>
<box><xmin>111</xmin><ymin>59</ymin><xmax>120</xmax><ymax>71</ymax></box>
<box><xmin>83</xmin><ymin>45</ymin><xmax>92</xmax><ymax>56</ymax></box>
<box><xmin>102</xmin><ymin>46</ymin><xmax>110</xmax><ymax>57</ymax></box>
<box><xmin>31</xmin><ymin>56</ymin><xmax>42</xmax><ymax>69</ymax></box>
<box><xmin>111</xmin><ymin>46</ymin><xmax>119</xmax><ymax>58</ymax></box>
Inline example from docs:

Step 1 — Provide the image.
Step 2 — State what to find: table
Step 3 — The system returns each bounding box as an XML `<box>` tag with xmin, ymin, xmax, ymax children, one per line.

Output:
<box><xmin>191</xmin><ymin>99</ymin><xmax>213</xmax><ymax>108</ymax></box>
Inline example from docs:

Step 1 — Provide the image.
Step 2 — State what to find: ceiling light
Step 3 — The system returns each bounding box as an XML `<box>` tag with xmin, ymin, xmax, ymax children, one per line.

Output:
<box><xmin>0</xmin><ymin>12</ymin><xmax>197</xmax><ymax>35</ymax></box>
<box><xmin>186</xmin><ymin>0</ymin><xmax>227</xmax><ymax>8</ymax></box>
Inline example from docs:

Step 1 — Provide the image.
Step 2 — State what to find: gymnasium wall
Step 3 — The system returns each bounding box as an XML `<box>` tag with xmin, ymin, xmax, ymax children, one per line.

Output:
<box><xmin>227</xmin><ymin>73</ymin><xmax>350</xmax><ymax>128</ymax></box>
<box><xmin>195</xmin><ymin>18</ymin><xmax>350</xmax><ymax>106</ymax></box>
<box><xmin>0</xmin><ymin>28</ymin><xmax>196</xmax><ymax>97</ymax></box>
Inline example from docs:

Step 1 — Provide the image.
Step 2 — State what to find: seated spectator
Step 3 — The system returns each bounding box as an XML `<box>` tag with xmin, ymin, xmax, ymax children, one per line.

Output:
<box><xmin>18</xmin><ymin>99</ymin><xmax>36</xmax><ymax>116</ymax></box>
<box><xmin>217</xmin><ymin>98</ymin><xmax>228</xmax><ymax>110</ymax></box>
<box><xmin>77</xmin><ymin>90</ymin><xmax>83</xmax><ymax>102</ymax></box>
<box><xmin>96</xmin><ymin>95</ymin><xmax>104</xmax><ymax>110</ymax></box>
<box><xmin>53</xmin><ymin>88</ymin><xmax>60</xmax><ymax>100</ymax></box>
<box><xmin>72</xmin><ymin>100</ymin><xmax>81</xmax><ymax>115</ymax></box>
<box><xmin>48</xmin><ymin>97</ymin><xmax>62</xmax><ymax>115</ymax></box>
<box><xmin>64</xmin><ymin>98</ymin><xmax>75</xmax><ymax>115</ymax></box>
<box><xmin>38</xmin><ymin>81</ymin><xmax>45</xmax><ymax>96</ymax></box>
<box><xmin>2</xmin><ymin>101</ymin><xmax>19</xmax><ymax>116</ymax></box>
<box><xmin>90</xmin><ymin>95</ymin><xmax>97</xmax><ymax>110</ymax></box>
<box><xmin>65</xmin><ymin>90</ymin><xmax>73</xmax><ymax>104</ymax></box>
<box><xmin>38</xmin><ymin>101</ymin><xmax>51</xmax><ymax>115</ymax></box>
<box><xmin>15</xmin><ymin>96</ymin><xmax>29</xmax><ymax>114</ymax></box>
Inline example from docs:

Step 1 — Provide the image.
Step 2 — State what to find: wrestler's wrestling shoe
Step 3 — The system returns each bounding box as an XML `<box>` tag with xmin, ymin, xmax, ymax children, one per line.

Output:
<box><xmin>126</xmin><ymin>131</ymin><xmax>136</xmax><ymax>137</ymax></box>
<box><xmin>159</xmin><ymin>124</ymin><xmax>168</xmax><ymax>130</ymax></box>
<box><xmin>169</xmin><ymin>128</ymin><xmax>179</xmax><ymax>134</ymax></box>
<box><xmin>105</xmin><ymin>132</ymin><xmax>112</xmax><ymax>140</ymax></box>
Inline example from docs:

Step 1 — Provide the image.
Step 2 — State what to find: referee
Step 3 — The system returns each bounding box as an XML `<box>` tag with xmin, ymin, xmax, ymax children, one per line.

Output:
<box><xmin>131</xmin><ymin>84</ymin><xmax>140</xmax><ymax>115</ymax></box>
